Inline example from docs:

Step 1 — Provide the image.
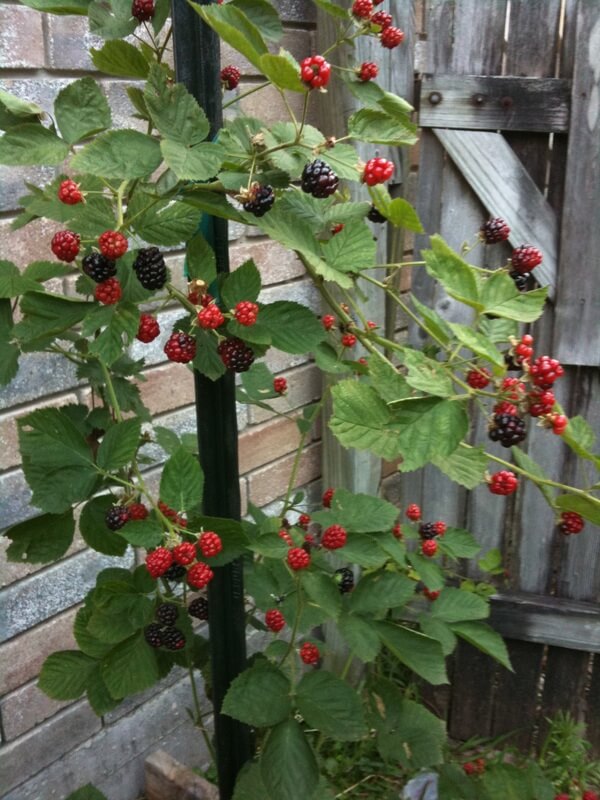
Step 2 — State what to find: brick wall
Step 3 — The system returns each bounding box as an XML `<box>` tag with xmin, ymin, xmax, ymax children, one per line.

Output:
<box><xmin>0</xmin><ymin>3</ymin><xmax>322</xmax><ymax>798</ymax></box>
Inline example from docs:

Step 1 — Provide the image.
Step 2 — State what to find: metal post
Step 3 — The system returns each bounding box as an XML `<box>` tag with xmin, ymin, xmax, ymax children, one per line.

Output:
<box><xmin>171</xmin><ymin>3</ymin><xmax>253</xmax><ymax>798</ymax></box>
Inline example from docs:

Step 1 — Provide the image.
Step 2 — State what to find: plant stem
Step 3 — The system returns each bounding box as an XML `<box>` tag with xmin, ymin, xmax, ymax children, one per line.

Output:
<box><xmin>277</xmin><ymin>579</ymin><xmax>303</xmax><ymax>668</ymax></box>
<box><xmin>187</xmin><ymin>656</ymin><xmax>216</xmax><ymax>764</ymax></box>
<box><xmin>100</xmin><ymin>361</ymin><xmax>123</xmax><ymax>422</ymax></box>
<box><xmin>222</xmin><ymin>81</ymin><xmax>270</xmax><ymax>110</ymax></box>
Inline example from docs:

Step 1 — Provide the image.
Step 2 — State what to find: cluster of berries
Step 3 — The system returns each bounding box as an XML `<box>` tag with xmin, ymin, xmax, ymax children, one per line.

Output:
<box><xmin>554</xmin><ymin>792</ymin><xmax>599</xmax><ymax>800</ymax></box>
<box><xmin>404</xmin><ymin>503</ymin><xmax>446</xmax><ymax>558</ymax></box>
<box><xmin>104</xmin><ymin>501</ymin><xmax>148</xmax><ymax>531</ymax></box>
<box><xmin>144</xmin><ymin>531</ymin><xmax>223</xmax><ymax>589</ymax></box>
<box><xmin>479</xmin><ymin>217</ymin><xmax>543</xmax><ymax>291</ymax></box>
<box><xmin>463</xmin><ymin>758</ymin><xmax>486</xmax><ymax>776</ymax></box>
<box><xmin>144</xmin><ymin>603</ymin><xmax>185</xmax><ymax>651</ymax></box>
<box><xmin>350</xmin><ymin>0</ymin><xmax>405</xmax><ymax>49</ymax></box>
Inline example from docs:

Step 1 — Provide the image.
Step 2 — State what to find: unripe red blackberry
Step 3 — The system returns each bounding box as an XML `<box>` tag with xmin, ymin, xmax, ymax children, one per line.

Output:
<box><xmin>300</xmin><ymin>55</ymin><xmax>331</xmax><ymax>89</ymax></box>
<box><xmin>127</xmin><ymin>502</ymin><xmax>149</xmax><ymax>520</ymax></box>
<box><xmin>197</xmin><ymin>304</ymin><xmax>225</xmax><ymax>330</ymax></box>
<box><xmin>164</xmin><ymin>331</ymin><xmax>196</xmax><ymax>364</ymax></box>
<box><xmin>371</xmin><ymin>10</ymin><xmax>392</xmax><ymax>28</ymax></box>
<box><xmin>341</xmin><ymin>333</ymin><xmax>357</xmax><ymax>348</ymax></box>
<box><xmin>488</xmin><ymin>470</ymin><xmax>518</xmax><ymax>495</ymax></box>
<box><xmin>322</xmin><ymin>524</ymin><xmax>347</xmax><ymax>550</ymax></box>
<box><xmin>433</xmin><ymin>521</ymin><xmax>447</xmax><ymax>536</ymax></box>
<box><xmin>362</xmin><ymin>157</ymin><xmax>394</xmax><ymax>186</ymax></box>
<box><xmin>188</xmin><ymin>596</ymin><xmax>209</xmax><ymax>620</ymax></box>
<box><xmin>95</xmin><ymin>277</ymin><xmax>122</xmax><ymax>305</ymax></box>
<box><xmin>58</xmin><ymin>179</ymin><xmax>83</xmax><ymax>205</ymax></box>
<box><xmin>98</xmin><ymin>230</ymin><xmax>128</xmax><ymax>260</ymax></box>
<box><xmin>299</xmin><ymin>642</ymin><xmax>320</xmax><ymax>664</ymax></box>
<box><xmin>220</xmin><ymin>65</ymin><xmax>240</xmax><ymax>91</ymax></box>
<box><xmin>529</xmin><ymin>355</ymin><xmax>564</xmax><ymax>388</ymax></box>
<box><xmin>105</xmin><ymin>504</ymin><xmax>129</xmax><ymax>531</ymax></box>
<box><xmin>466</xmin><ymin>367</ymin><xmax>491</xmax><ymax>389</ymax></box>
<box><xmin>352</xmin><ymin>0</ymin><xmax>373</xmax><ymax>19</ymax></box>
<box><xmin>480</xmin><ymin>217</ymin><xmax>510</xmax><ymax>244</ymax></box>
<box><xmin>82</xmin><ymin>252</ymin><xmax>117</xmax><ymax>283</ymax></box>
<box><xmin>357</xmin><ymin>61</ymin><xmax>378</xmax><ymax>81</ymax></box>
<box><xmin>217</xmin><ymin>337</ymin><xmax>255</xmax><ymax>372</ymax></box>
<box><xmin>265</xmin><ymin>609</ymin><xmax>286</xmax><ymax>632</ymax></box>
<box><xmin>301</xmin><ymin>159</ymin><xmax>339</xmax><ymax>198</ymax></box>
<box><xmin>155</xmin><ymin>603</ymin><xmax>178</xmax><ymax>626</ymax></box>
<box><xmin>380</xmin><ymin>25</ymin><xmax>404</xmax><ymax>48</ymax></box>
<box><xmin>146</xmin><ymin>547</ymin><xmax>174</xmax><ymax>578</ymax></box>
<box><xmin>133</xmin><ymin>247</ymin><xmax>168</xmax><ymax>290</ymax></box>
<box><xmin>421</xmin><ymin>539</ymin><xmax>438</xmax><ymax>557</ymax></box>
<box><xmin>136</xmin><ymin>313</ymin><xmax>160</xmax><ymax>343</ymax></box>
<box><xmin>234</xmin><ymin>301</ymin><xmax>259</xmax><ymax>326</ymax></box>
<box><xmin>511</xmin><ymin>245</ymin><xmax>543</xmax><ymax>274</ymax></box>
<box><xmin>322</xmin><ymin>314</ymin><xmax>336</xmax><ymax>330</ymax></box>
<box><xmin>51</xmin><ymin>230</ymin><xmax>80</xmax><ymax>262</ymax></box>
<box><xmin>423</xmin><ymin>588</ymin><xmax>440</xmax><ymax>601</ymax></box>
<box><xmin>322</xmin><ymin>487</ymin><xmax>335</xmax><ymax>508</ymax></box>
<box><xmin>405</xmin><ymin>503</ymin><xmax>421</xmax><ymax>521</ymax></box>
<box><xmin>528</xmin><ymin>389</ymin><xmax>555</xmax><ymax>417</ymax></box>
<box><xmin>187</xmin><ymin>561</ymin><xmax>214</xmax><ymax>589</ymax></box>
<box><xmin>287</xmin><ymin>547</ymin><xmax>311</xmax><ymax>570</ymax></box>
<box><xmin>558</xmin><ymin>511</ymin><xmax>584</xmax><ymax>535</ymax></box>
<box><xmin>273</xmin><ymin>376</ymin><xmax>287</xmax><ymax>394</ymax></box>
<box><xmin>132</xmin><ymin>0</ymin><xmax>154</xmax><ymax>22</ymax></box>
<box><xmin>198</xmin><ymin>531</ymin><xmax>222</xmax><ymax>558</ymax></box>
<box><xmin>172</xmin><ymin>542</ymin><xmax>196</xmax><ymax>565</ymax></box>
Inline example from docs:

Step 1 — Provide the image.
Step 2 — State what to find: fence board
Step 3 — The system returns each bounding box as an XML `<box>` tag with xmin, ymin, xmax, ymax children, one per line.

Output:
<box><xmin>538</xmin><ymin>646</ymin><xmax>591</xmax><ymax>739</ymax></box>
<box><xmin>588</xmin><ymin>657</ymin><xmax>600</xmax><ymax>756</ymax></box>
<box><xmin>447</xmin><ymin>640</ymin><xmax>496</xmax><ymax>740</ymax></box>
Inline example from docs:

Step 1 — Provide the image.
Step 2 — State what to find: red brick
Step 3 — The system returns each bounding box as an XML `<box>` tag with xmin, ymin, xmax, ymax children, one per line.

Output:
<box><xmin>0</xmin><ymin>217</ymin><xmax>63</xmax><ymax>269</ymax></box>
<box><xmin>0</xmin><ymin>5</ymin><xmax>45</xmax><ymax>68</ymax></box>
<box><xmin>0</xmin><ymin>681</ymin><xmax>72</xmax><ymax>741</ymax></box>
<box><xmin>138</xmin><ymin>363</ymin><xmax>196</xmax><ymax>415</ymax></box>
<box><xmin>247</xmin><ymin>441</ymin><xmax>321</xmax><ymax>507</ymax></box>
<box><xmin>229</xmin><ymin>238</ymin><xmax>305</xmax><ymax>287</ymax></box>
<box><xmin>0</xmin><ymin>532</ymin><xmax>86</xmax><ymax>590</ymax></box>
<box><xmin>0</xmin><ymin>607</ymin><xmax>78</xmax><ymax>695</ymax></box>
<box><xmin>239</xmin><ymin>414</ymin><xmax>301</xmax><ymax>475</ymax></box>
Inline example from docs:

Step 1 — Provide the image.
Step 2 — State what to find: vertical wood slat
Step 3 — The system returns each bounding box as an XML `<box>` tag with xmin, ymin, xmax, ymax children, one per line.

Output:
<box><xmin>538</xmin><ymin>647</ymin><xmax>591</xmax><ymax>741</ymax></box>
<box><xmin>553</xmin><ymin>2</ymin><xmax>600</xmax><ymax>365</ymax></box>
<box><xmin>447</xmin><ymin>640</ymin><xmax>496</xmax><ymax>740</ymax></box>
<box><xmin>587</xmin><ymin>656</ymin><xmax>600</xmax><ymax>757</ymax></box>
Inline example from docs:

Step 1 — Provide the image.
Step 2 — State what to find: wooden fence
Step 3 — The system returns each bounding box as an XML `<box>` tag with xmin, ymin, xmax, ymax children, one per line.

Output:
<box><xmin>400</xmin><ymin>0</ymin><xmax>600</xmax><ymax>753</ymax></box>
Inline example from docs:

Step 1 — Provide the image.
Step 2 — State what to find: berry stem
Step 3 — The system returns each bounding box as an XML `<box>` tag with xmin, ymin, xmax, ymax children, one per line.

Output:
<box><xmin>277</xmin><ymin>580</ymin><xmax>304</xmax><ymax>669</ymax></box>
<box><xmin>115</xmin><ymin>180</ymin><xmax>128</xmax><ymax>230</ymax></box>
<box><xmin>281</xmin><ymin>396</ymin><xmax>325</xmax><ymax>516</ymax></box>
<box><xmin>186</xmin><ymin>651</ymin><xmax>216</xmax><ymax>763</ymax></box>
<box><xmin>100</xmin><ymin>361</ymin><xmax>123</xmax><ymax>423</ymax></box>
<box><xmin>166</xmin><ymin>282</ymin><xmax>201</xmax><ymax>315</ymax></box>
<box><xmin>222</xmin><ymin>80</ymin><xmax>270</xmax><ymax>110</ymax></box>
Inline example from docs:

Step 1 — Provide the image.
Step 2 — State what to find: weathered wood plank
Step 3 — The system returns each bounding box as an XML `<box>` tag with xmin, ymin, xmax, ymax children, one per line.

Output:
<box><xmin>553</xmin><ymin>2</ymin><xmax>600</xmax><ymax>365</ymax></box>
<box><xmin>538</xmin><ymin>647</ymin><xmax>591</xmax><ymax>742</ymax></box>
<box><xmin>448</xmin><ymin>640</ymin><xmax>496</xmax><ymax>740</ymax></box>
<box><xmin>145</xmin><ymin>750</ymin><xmax>219</xmax><ymax>800</ymax></box>
<box><xmin>489</xmin><ymin>592</ymin><xmax>600</xmax><ymax>652</ymax></box>
<box><xmin>490</xmin><ymin>639</ymin><xmax>544</xmax><ymax>749</ymax></box>
<box><xmin>588</xmin><ymin>656</ymin><xmax>600</xmax><ymax>756</ymax></box>
<box><xmin>420</xmin><ymin>76</ymin><xmax>570</xmax><ymax>132</ymax></box>
<box><xmin>434</xmin><ymin>129</ymin><xmax>558</xmax><ymax>296</ymax></box>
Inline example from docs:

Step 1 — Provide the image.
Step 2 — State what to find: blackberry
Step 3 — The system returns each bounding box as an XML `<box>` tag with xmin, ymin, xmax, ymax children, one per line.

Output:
<box><xmin>133</xmin><ymin>247</ymin><xmax>168</xmax><ymax>290</ymax></box>
<box><xmin>82</xmin><ymin>252</ymin><xmax>117</xmax><ymax>283</ymax></box>
<box><xmin>335</xmin><ymin>567</ymin><xmax>354</xmax><ymax>594</ymax></box>
<box><xmin>243</xmin><ymin>184</ymin><xmax>274</xmax><ymax>217</ymax></box>
<box><xmin>301</xmin><ymin>159</ymin><xmax>339</xmax><ymax>198</ymax></box>
<box><xmin>217</xmin><ymin>337</ymin><xmax>255</xmax><ymax>372</ymax></box>
<box><xmin>164</xmin><ymin>564</ymin><xmax>186</xmax><ymax>582</ymax></box>
<box><xmin>488</xmin><ymin>413</ymin><xmax>527</xmax><ymax>447</ymax></box>
<box><xmin>188</xmin><ymin>596</ymin><xmax>209</xmax><ymax>621</ymax></box>
<box><xmin>105</xmin><ymin>504</ymin><xmax>129</xmax><ymax>531</ymax></box>
<box><xmin>144</xmin><ymin>623</ymin><xmax>163</xmax><ymax>648</ymax></box>
<box><xmin>156</xmin><ymin>603</ymin><xmax>178</xmax><ymax>626</ymax></box>
<box><xmin>419</xmin><ymin>522</ymin><xmax>437</xmax><ymax>540</ymax></box>
<box><xmin>163</xmin><ymin>627</ymin><xmax>186</xmax><ymax>650</ymax></box>
<box><xmin>480</xmin><ymin>217</ymin><xmax>510</xmax><ymax>244</ymax></box>
<box><xmin>367</xmin><ymin>204</ymin><xmax>386</xmax><ymax>223</ymax></box>
<box><xmin>509</xmin><ymin>270</ymin><xmax>531</xmax><ymax>291</ymax></box>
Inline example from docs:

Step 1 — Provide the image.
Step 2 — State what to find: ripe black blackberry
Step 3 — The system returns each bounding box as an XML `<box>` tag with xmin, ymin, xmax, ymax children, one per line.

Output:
<box><xmin>367</xmin><ymin>205</ymin><xmax>386</xmax><ymax>223</ymax></box>
<box><xmin>301</xmin><ymin>159</ymin><xmax>339</xmax><ymax>198</ymax></box>
<box><xmin>144</xmin><ymin>623</ymin><xmax>163</xmax><ymax>648</ymax></box>
<box><xmin>188</xmin><ymin>596</ymin><xmax>209</xmax><ymax>620</ymax></box>
<box><xmin>504</xmin><ymin>353</ymin><xmax>520</xmax><ymax>371</ymax></box>
<box><xmin>488</xmin><ymin>413</ymin><xmax>527</xmax><ymax>447</ymax></box>
<box><xmin>480</xmin><ymin>217</ymin><xmax>510</xmax><ymax>244</ymax></box>
<box><xmin>243</xmin><ymin>184</ymin><xmax>275</xmax><ymax>217</ymax></box>
<box><xmin>155</xmin><ymin>603</ymin><xmax>178</xmax><ymax>626</ymax></box>
<box><xmin>335</xmin><ymin>567</ymin><xmax>354</xmax><ymax>594</ymax></box>
<box><xmin>419</xmin><ymin>522</ymin><xmax>437</xmax><ymax>540</ymax></box>
<box><xmin>218</xmin><ymin>337</ymin><xmax>255</xmax><ymax>372</ymax></box>
<box><xmin>509</xmin><ymin>270</ymin><xmax>531</xmax><ymax>292</ymax></box>
<box><xmin>82</xmin><ymin>252</ymin><xmax>117</xmax><ymax>283</ymax></box>
<box><xmin>163</xmin><ymin>627</ymin><xmax>186</xmax><ymax>650</ymax></box>
<box><xmin>164</xmin><ymin>564</ymin><xmax>186</xmax><ymax>582</ymax></box>
<box><xmin>133</xmin><ymin>247</ymin><xmax>168</xmax><ymax>290</ymax></box>
<box><xmin>105</xmin><ymin>505</ymin><xmax>129</xmax><ymax>531</ymax></box>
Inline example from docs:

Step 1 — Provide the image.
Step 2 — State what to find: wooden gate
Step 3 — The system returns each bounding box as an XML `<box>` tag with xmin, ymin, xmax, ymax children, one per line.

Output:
<box><xmin>404</xmin><ymin>0</ymin><xmax>600</xmax><ymax>752</ymax></box>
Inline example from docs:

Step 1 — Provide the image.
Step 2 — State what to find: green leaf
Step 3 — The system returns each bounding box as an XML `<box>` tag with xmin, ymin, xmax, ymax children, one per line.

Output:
<box><xmin>187</xmin><ymin>232</ymin><xmax>217</xmax><ymax>286</ymax></box>
<box><xmin>423</xmin><ymin>235</ymin><xmax>481</xmax><ymax>309</ymax></box>
<box><xmin>481</xmin><ymin>270</ymin><xmax>548</xmax><ymax>322</ymax></box>
<box><xmin>160</xmin><ymin>446</ymin><xmax>204</xmax><ymax>513</ymax></box>
<box><xmin>39</xmin><ymin>651</ymin><xmax>96</xmax><ymax>700</ymax></box>
<box><xmin>260</xmin><ymin>51</ymin><xmax>305</xmax><ymax>92</ymax></box>
<box><xmin>231</xmin><ymin>0</ymin><xmax>283</xmax><ymax>41</ymax></box>
<box><xmin>181</xmin><ymin>188</ymin><xmax>248</xmax><ymax>223</ymax></box>
<box><xmin>86</xmin><ymin>663</ymin><xmax>121</xmax><ymax>715</ymax></box>
<box><xmin>97</xmin><ymin>419</ymin><xmax>141</xmax><ymax>471</ymax></box>
<box><xmin>407</xmin><ymin>552</ymin><xmax>445</xmax><ymax>591</ymax></box>
<box><xmin>367</xmin><ymin>356</ymin><xmax>411</xmax><ymax>403</ymax></box>
<box><xmin>64</xmin><ymin>784</ymin><xmax>109</xmax><ymax>800</ymax></box>
<box><xmin>478</xmin><ymin>548</ymin><xmax>503</xmax><ymax>574</ymax></box>
<box><xmin>326</xmin><ymin>488</ymin><xmax>399</xmax><ymax>533</ymax></box>
<box><xmin>311</xmin><ymin>0</ymin><xmax>348</xmax><ymax>19</ymax></box>
<box><xmin>72</xmin><ymin>130</ymin><xmax>162</xmax><ymax>179</ymax></box>
<box><xmin>369</xmin><ymin>186</ymin><xmax>423</xmax><ymax>231</ymax></box>
<box><xmin>296</xmin><ymin>670</ymin><xmax>367</xmax><ymax>741</ymax></box>
<box><xmin>450</xmin><ymin>621</ymin><xmax>512</xmax><ymax>670</ymax></box>
<box><xmin>233</xmin><ymin>763</ymin><xmax>269</xmax><ymax>800</ymax></box>
<box><xmin>90</xmin><ymin>40</ymin><xmax>150</xmax><ymax>78</ymax></box>
<box><xmin>337</xmin><ymin>613</ymin><xmax>381</xmax><ymax>662</ymax></box>
<box><xmin>223</xmin><ymin>662</ymin><xmax>292</xmax><ymax>727</ymax></box>
<box><xmin>437</xmin><ymin>764</ymin><xmax>483</xmax><ymax>800</ymax></box>
<box><xmin>144</xmin><ymin>65</ymin><xmax>209</xmax><ymax>145</ymax></box>
<box><xmin>321</xmin><ymin>220</ymin><xmax>377</xmax><ymax>274</ymax></box>
<box><xmin>411</xmin><ymin>294</ymin><xmax>453</xmax><ymax>345</ymax></box>
<box><xmin>437</xmin><ymin>528</ymin><xmax>481</xmax><ymax>559</ymax></box>
<box><xmin>4</xmin><ymin>511</ymin><xmax>75</xmax><ymax>564</ymax></box>
<box><xmin>301</xmin><ymin>571</ymin><xmax>342</xmax><ymax>619</ymax></box>
<box><xmin>478</xmin><ymin>314</ymin><xmax>518</xmax><ymax>344</ymax></box>
<box><xmin>79</xmin><ymin>496</ymin><xmax>129</xmax><ymax>556</ymax></box>
<box><xmin>221</xmin><ymin>259</ymin><xmax>262</xmax><ymax>308</ymax></box>
<box><xmin>191</xmin><ymin>3</ymin><xmax>269</xmax><ymax>71</ymax></box>
<box><xmin>260</xmin><ymin>301</ymin><xmax>324</xmax><ymax>354</ymax></box>
<box><xmin>448</xmin><ymin>322</ymin><xmax>505</xmax><ymax>368</ymax></box>
<box><xmin>102</xmin><ymin>632</ymin><xmax>160</xmax><ymax>699</ymax></box>
<box><xmin>132</xmin><ymin>198</ymin><xmax>200</xmax><ymax>246</ymax></box>
<box><xmin>0</xmin><ymin>89</ymin><xmax>44</xmax><ymax>130</ymax></box>
<box><xmin>74</xmin><ymin>607</ymin><xmax>114</xmax><ymax>660</ymax></box>
<box><xmin>350</xmin><ymin>572</ymin><xmax>415</xmax><ymax>614</ymax></box>
<box><xmin>340</xmin><ymin>532</ymin><xmax>387</xmax><ymax>568</ymax></box>
<box><xmin>193</xmin><ymin>328</ymin><xmax>227</xmax><ymax>381</ymax></box>
<box><xmin>376</xmin><ymin>622</ymin><xmax>448</xmax><ymax>684</ymax></box>
<box><xmin>401</xmin><ymin>349</ymin><xmax>454</xmax><ymax>397</ymax></box>
<box><xmin>88</xmin><ymin>0</ymin><xmax>137</xmax><ymax>39</ymax></box>
<box><xmin>481</xmin><ymin>763</ymin><xmax>555</xmax><ymax>800</ymax></box>
<box><xmin>261</xmin><ymin>719</ymin><xmax>319</xmax><ymax>800</ymax></box>
<box><xmin>393</xmin><ymin>397</ymin><xmax>469</xmax><ymax>472</ymax></box>
<box><xmin>161</xmin><ymin>139</ymin><xmax>224</xmax><ymax>181</ymax></box>
<box><xmin>87</xmin><ymin>302</ymin><xmax>140</xmax><ymax>365</ymax></box>
<box><xmin>23</xmin><ymin>260</ymin><xmax>74</xmax><ymax>284</ymax></box>
<box><xmin>562</xmin><ymin>415</ymin><xmax>600</xmax><ymax>464</ymax></box>
<box><xmin>0</xmin><ymin>123</ymin><xmax>70</xmax><ymax>165</ymax></box>
<box><xmin>313</xmin><ymin>342</ymin><xmax>351</xmax><ymax>374</ymax></box>
<box><xmin>54</xmin><ymin>78</ymin><xmax>111</xmax><ymax>145</ymax></box>
<box><xmin>419</xmin><ymin>616</ymin><xmax>457</xmax><ymax>657</ymax></box>
<box><xmin>511</xmin><ymin>447</ymin><xmax>555</xmax><ymax>506</ymax></box>
<box><xmin>0</xmin><ymin>260</ymin><xmax>40</xmax><ymax>297</ymax></box>
<box><xmin>329</xmin><ymin>381</ymin><xmax>403</xmax><ymax>460</ymax></box>
<box><xmin>431</xmin><ymin>587</ymin><xmax>489</xmax><ymax>623</ymax></box>
<box><xmin>18</xmin><ymin>407</ymin><xmax>99</xmax><ymax>514</ymax></box>
<box><xmin>431</xmin><ymin>446</ymin><xmax>487</xmax><ymax>489</ymax></box>
<box><xmin>117</xmin><ymin>517</ymin><xmax>164</xmax><ymax>548</ymax></box>
<box><xmin>348</xmin><ymin>108</ymin><xmax>418</xmax><ymax>146</ymax></box>
<box><xmin>554</xmin><ymin>494</ymin><xmax>600</xmax><ymax>525</ymax></box>
<box><xmin>0</xmin><ymin>339</ymin><xmax>20</xmax><ymax>385</ymax></box>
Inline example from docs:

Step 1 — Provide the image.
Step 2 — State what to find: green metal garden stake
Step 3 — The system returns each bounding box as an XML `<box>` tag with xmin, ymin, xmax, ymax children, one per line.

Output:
<box><xmin>171</xmin><ymin>2</ymin><xmax>253</xmax><ymax>797</ymax></box>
